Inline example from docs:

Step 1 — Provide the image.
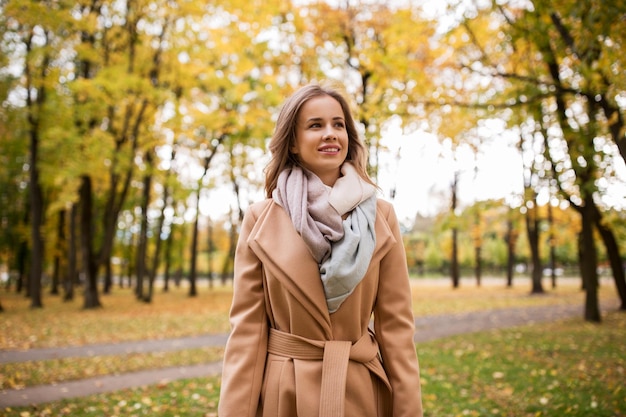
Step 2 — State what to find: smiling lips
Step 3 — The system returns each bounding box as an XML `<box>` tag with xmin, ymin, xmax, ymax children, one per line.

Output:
<box><xmin>319</xmin><ymin>145</ymin><xmax>340</xmax><ymax>153</ymax></box>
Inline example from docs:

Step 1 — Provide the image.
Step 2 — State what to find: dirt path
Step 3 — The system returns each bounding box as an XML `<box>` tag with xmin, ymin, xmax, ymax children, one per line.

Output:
<box><xmin>0</xmin><ymin>302</ymin><xmax>616</xmax><ymax>408</ymax></box>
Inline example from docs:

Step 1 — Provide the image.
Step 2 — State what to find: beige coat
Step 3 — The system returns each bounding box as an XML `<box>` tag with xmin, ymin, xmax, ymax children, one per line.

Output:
<box><xmin>218</xmin><ymin>198</ymin><xmax>423</xmax><ymax>417</ymax></box>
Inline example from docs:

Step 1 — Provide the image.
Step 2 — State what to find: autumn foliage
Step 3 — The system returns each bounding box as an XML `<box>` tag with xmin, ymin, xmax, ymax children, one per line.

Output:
<box><xmin>0</xmin><ymin>0</ymin><xmax>624</xmax><ymax>320</ymax></box>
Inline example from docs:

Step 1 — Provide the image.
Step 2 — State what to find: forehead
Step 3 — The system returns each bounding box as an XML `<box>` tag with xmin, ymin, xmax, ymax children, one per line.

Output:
<box><xmin>298</xmin><ymin>95</ymin><xmax>344</xmax><ymax>120</ymax></box>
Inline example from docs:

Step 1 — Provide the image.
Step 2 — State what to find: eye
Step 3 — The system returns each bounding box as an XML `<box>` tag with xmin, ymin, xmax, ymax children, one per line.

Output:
<box><xmin>334</xmin><ymin>121</ymin><xmax>345</xmax><ymax>128</ymax></box>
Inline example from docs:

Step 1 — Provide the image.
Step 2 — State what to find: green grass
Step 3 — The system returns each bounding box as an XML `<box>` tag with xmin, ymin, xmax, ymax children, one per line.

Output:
<box><xmin>419</xmin><ymin>311</ymin><xmax>625</xmax><ymax>417</ymax></box>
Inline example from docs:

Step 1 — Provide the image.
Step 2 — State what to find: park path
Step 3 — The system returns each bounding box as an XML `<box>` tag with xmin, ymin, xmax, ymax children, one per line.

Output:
<box><xmin>0</xmin><ymin>301</ymin><xmax>617</xmax><ymax>408</ymax></box>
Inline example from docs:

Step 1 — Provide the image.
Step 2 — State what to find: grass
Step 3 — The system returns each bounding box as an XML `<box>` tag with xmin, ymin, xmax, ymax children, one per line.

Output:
<box><xmin>1</xmin><ymin>377</ymin><xmax>223</xmax><ymax>417</ymax></box>
<box><xmin>418</xmin><ymin>311</ymin><xmax>625</xmax><ymax>417</ymax></box>
<box><xmin>1</xmin><ymin>276</ymin><xmax>623</xmax><ymax>416</ymax></box>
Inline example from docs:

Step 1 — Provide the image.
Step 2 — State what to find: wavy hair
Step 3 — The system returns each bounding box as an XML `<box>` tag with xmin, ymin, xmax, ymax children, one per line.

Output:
<box><xmin>265</xmin><ymin>82</ymin><xmax>375</xmax><ymax>198</ymax></box>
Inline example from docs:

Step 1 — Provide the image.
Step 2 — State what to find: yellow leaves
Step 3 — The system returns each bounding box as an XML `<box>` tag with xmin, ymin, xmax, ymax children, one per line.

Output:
<box><xmin>0</xmin><ymin>373</ymin><xmax>25</xmax><ymax>390</ymax></box>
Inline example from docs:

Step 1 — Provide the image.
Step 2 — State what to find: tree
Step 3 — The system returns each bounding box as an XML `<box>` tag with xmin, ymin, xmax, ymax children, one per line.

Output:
<box><xmin>437</xmin><ymin>0</ymin><xmax>625</xmax><ymax>320</ymax></box>
<box><xmin>188</xmin><ymin>134</ymin><xmax>222</xmax><ymax>297</ymax></box>
<box><xmin>0</xmin><ymin>64</ymin><xmax>30</xmax><ymax>300</ymax></box>
<box><xmin>526</xmin><ymin>0</ymin><xmax>624</xmax><ymax>318</ymax></box>
<box><xmin>144</xmin><ymin>146</ymin><xmax>176</xmax><ymax>302</ymax></box>
<box><xmin>134</xmin><ymin>149</ymin><xmax>153</xmax><ymax>301</ymax></box>
<box><xmin>79</xmin><ymin>176</ymin><xmax>101</xmax><ymax>309</ymax></box>
<box><xmin>3</xmin><ymin>1</ymin><xmax>71</xmax><ymax>308</ymax></box>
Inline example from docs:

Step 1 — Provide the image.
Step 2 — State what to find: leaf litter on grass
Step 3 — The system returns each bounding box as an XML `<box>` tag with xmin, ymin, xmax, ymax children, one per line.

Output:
<box><xmin>1</xmin><ymin>286</ymin><xmax>233</xmax><ymax>350</ymax></box>
<box><xmin>418</xmin><ymin>311</ymin><xmax>625</xmax><ymax>417</ymax></box>
<box><xmin>1</xmin><ymin>347</ymin><xmax>224</xmax><ymax>389</ymax></box>
<box><xmin>2</xmin><ymin>377</ymin><xmax>223</xmax><ymax>417</ymax></box>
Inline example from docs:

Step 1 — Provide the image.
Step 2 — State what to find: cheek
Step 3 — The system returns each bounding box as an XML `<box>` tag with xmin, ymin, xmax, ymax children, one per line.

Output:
<box><xmin>342</xmin><ymin>137</ymin><xmax>351</xmax><ymax>152</ymax></box>
<box><xmin>291</xmin><ymin>133</ymin><xmax>305</xmax><ymax>155</ymax></box>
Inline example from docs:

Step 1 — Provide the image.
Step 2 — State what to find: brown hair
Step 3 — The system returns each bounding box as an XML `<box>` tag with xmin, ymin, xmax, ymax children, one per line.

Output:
<box><xmin>265</xmin><ymin>82</ymin><xmax>375</xmax><ymax>198</ymax></box>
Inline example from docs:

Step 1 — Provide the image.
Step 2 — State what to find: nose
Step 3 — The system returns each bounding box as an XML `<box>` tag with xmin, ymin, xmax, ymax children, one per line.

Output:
<box><xmin>322</xmin><ymin>126</ymin><xmax>336</xmax><ymax>140</ymax></box>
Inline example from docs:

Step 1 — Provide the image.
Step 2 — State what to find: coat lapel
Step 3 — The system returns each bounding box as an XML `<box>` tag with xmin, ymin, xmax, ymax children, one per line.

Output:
<box><xmin>248</xmin><ymin>201</ymin><xmax>332</xmax><ymax>330</ymax></box>
<box><xmin>247</xmin><ymin>200</ymin><xmax>397</xmax><ymax>330</ymax></box>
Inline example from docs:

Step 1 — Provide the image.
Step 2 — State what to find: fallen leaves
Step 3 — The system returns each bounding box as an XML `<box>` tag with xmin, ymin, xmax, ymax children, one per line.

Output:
<box><xmin>1</xmin><ymin>347</ymin><xmax>224</xmax><ymax>389</ymax></box>
<box><xmin>1</xmin><ymin>286</ymin><xmax>233</xmax><ymax>350</ymax></box>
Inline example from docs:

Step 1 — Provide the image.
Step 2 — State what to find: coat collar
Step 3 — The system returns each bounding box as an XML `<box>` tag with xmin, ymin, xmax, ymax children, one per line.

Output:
<box><xmin>247</xmin><ymin>200</ymin><xmax>396</xmax><ymax>331</ymax></box>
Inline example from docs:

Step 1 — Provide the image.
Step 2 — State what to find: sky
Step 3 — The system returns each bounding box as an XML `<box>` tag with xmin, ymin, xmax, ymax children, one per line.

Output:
<box><xmin>377</xmin><ymin>128</ymin><xmax>626</xmax><ymax>225</ymax></box>
<box><xmin>376</xmin><ymin>128</ymin><xmax>525</xmax><ymax>224</ymax></box>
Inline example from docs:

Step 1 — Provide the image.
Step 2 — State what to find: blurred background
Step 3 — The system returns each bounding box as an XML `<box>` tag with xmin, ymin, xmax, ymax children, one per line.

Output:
<box><xmin>1</xmin><ymin>0</ymin><xmax>625</xmax><ymax>321</ymax></box>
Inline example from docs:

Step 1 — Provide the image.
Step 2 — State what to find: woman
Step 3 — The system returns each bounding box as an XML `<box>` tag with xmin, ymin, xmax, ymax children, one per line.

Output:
<box><xmin>218</xmin><ymin>82</ymin><xmax>423</xmax><ymax>417</ymax></box>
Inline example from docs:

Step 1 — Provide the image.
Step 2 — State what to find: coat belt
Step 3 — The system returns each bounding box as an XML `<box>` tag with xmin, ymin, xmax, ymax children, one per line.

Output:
<box><xmin>267</xmin><ymin>328</ymin><xmax>390</xmax><ymax>417</ymax></box>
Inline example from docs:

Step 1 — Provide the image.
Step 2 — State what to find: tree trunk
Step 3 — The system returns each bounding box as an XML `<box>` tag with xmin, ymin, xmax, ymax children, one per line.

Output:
<box><xmin>592</xmin><ymin>206</ymin><xmax>626</xmax><ymax>310</ymax></box>
<box><xmin>472</xmin><ymin>209</ymin><xmax>482</xmax><ymax>287</ymax></box>
<box><xmin>95</xmin><ymin>99</ymin><xmax>148</xmax><ymax>294</ymax></box>
<box><xmin>103</xmin><ymin>259</ymin><xmax>112</xmax><ymax>294</ymax></box>
<box><xmin>79</xmin><ymin>176</ymin><xmax>101</xmax><ymax>309</ymax></box>
<box><xmin>187</xmin><ymin>139</ymin><xmax>221</xmax><ymax>294</ymax></box>
<box><xmin>451</xmin><ymin>228</ymin><xmax>460</xmax><ymax>288</ymax></box>
<box><xmin>16</xmin><ymin>240</ymin><xmax>28</xmax><ymax>295</ymax></box>
<box><xmin>163</xmin><ymin>223</ymin><xmax>174</xmax><ymax>292</ymax></box>
<box><xmin>579</xmin><ymin>199</ymin><xmax>601</xmax><ymax>322</ymax></box>
<box><xmin>136</xmin><ymin>168</ymin><xmax>152</xmax><ymax>301</ymax></box>
<box><xmin>64</xmin><ymin>204</ymin><xmax>78</xmax><ymax>301</ymax></box>
<box><xmin>525</xmin><ymin>195</ymin><xmax>544</xmax><ymax>294</ymax></box>
<box><xmin>547</xmin><ymin>202</ymin><xmax>557</xmax><ymax>288</ymax></box>
<box><xmin>189</xmin><ymin>209</ymin><xmax>199</xmax><ymax>297</ymax></box>
<box><xmin>222</xmin><ymin>158</ymin><xmax>244</xmax><ymax>286</ymax></box>
<box><xmin>28</xmin><ymin>130</ymin><xmax>44</xmax><ymax>309</ymax></box>
<box><xmin>474</xmin><ymin>246</ymin><xmax>481</xmax><ymax>287</ymax></box>
<box><xmin>221</xmin><ymin>208</ymin><xmax>238</xmax><ymax>285</ymax></box>
<box><xmin>505</xmin><ymin>217</ymin><xmax>516</xmax><ymax>288</ymax></box>
<box><xmin>51</xmin><ymin>210</ymin><xmax>66</xmax><ymax>296</ymax></box>
<box><xmin>24</xmin><ymin>29</ymin><xmax>47</xmax><ymax>309</ymax></box>
<box><xmin>125</xmin><ymin>226</ymin><xmax>137</xmax><ymax>289</ymax></box>
<box><xmin>207</xmin><ymin>219</ymin><xmax>214</xmax><ymax>288</ymax></box>
<box><xmin>148</xmin><ymin>153</ymin><xmax>171</xmax><ymax>300</ymax></box>
<box><xmin>98</xmin><ymin>154</ymin><xmax>135</xmax><ymax>292</ymax></box>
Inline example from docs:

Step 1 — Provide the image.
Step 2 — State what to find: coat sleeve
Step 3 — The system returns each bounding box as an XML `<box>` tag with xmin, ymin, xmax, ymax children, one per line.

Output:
<box><xmin>218</xmin><ymin>202</ymin><xmax>269</xmax><ymax>417</ymax></box>
<box><xmin>373</xmin><ymin>201</ymin><xmax>423</xmax><ymax>417</ymax></box>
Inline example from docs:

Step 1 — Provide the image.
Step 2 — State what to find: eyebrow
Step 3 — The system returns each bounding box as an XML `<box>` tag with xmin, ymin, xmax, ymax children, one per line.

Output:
<box><xmin>305</xmin><ymin>116</ymin><xmax>345</xmax><ymax>123</ymax></box>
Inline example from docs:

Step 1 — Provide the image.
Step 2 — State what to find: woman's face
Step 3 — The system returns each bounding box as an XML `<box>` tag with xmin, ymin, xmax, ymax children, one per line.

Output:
<box><xmin>291</xmin><ymin>95</ymin><xmax>349</xmax><ymax>186</ymax></box>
